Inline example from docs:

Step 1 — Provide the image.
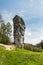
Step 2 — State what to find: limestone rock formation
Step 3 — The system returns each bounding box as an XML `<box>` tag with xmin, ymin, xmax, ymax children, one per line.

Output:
<box><xmin>13</xmin><ymin>15</ymin><xmax>25</xmax><ymax>48</ymax></box>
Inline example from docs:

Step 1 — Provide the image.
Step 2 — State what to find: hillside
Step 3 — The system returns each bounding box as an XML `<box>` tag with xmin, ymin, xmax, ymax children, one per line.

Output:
<box><xmin>0</xmin><ymin>45</ymin><xmax>43</xmax><ymax>65</ymax></box>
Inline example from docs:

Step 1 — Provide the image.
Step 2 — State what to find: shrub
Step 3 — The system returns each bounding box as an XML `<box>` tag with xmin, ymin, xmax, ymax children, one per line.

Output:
<box><xmin>24</xmin><ymin>43</ymin><xmax>42</xmax><ymax>52</ymax></box>
<box><xmin>24</xmin><ymin>44</ymin><xmax>33</xmax><ymax>50</ymax></box>
<box><xmin>0</xmin><ymin>33</ymin><xmax>10</xmax><ymax>44</ymax></box>
<box><xmin>33</xmin><ymin>47</ymin><xmax>42</xmax><ymax>52</ymax></box>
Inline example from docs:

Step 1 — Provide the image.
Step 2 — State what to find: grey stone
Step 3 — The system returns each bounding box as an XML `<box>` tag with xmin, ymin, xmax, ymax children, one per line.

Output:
<box><xmin>13</xmin><ymin>15</ymin><xmax>25</xmax><ymax>48</ymax></box>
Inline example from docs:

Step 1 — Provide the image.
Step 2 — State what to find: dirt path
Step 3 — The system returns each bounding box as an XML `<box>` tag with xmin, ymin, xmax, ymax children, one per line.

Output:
<box><xmin>0</xmin><ymin>44</ymin><xmax>15</xmax><ymax>50</ymax></box>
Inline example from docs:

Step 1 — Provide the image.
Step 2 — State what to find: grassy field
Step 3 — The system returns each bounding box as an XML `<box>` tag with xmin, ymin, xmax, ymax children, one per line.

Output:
<box><xmin>0</xmin><ymin>45</ymin><xmax>43</xmax><ymax>65</ymax></box>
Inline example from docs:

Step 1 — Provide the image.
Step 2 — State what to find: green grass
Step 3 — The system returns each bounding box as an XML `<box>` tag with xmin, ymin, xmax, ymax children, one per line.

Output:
<box><xmin>0</xmin><ymin>45</ymin><xmax>43</xmax><ymax>65</ymax></box>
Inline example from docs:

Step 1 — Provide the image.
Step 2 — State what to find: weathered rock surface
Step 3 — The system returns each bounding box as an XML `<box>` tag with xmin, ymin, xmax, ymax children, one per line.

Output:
<box><xmin>13</xmin><ymin>15</ymin><xmax>25</xmax><ymax>48</ymax></box>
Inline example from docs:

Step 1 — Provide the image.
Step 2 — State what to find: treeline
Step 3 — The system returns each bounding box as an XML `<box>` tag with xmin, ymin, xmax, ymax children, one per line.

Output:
<box><xmin>0</xmin><ymin>14</ymin><xmax>12</xmax><ymax>44</ymax></box>
<box><xmin>24</xmin><ymin>41</ymin><xmax>43</xmax><ymax>52</ymax></box>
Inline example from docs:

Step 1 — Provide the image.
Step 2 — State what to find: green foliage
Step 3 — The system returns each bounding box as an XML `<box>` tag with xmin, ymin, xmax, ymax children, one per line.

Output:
<box><xmin>24</xmin><ymin>43</ymin><xmax>33</xmax><ymax>50</ymax></box>
<box><xmin>33</xmin><ymin>47</ymin><xmax>42</xmax><ymax>52</ymax></box>
<box><xmin>0</xmin><ymin>33</ymin><xmax>2</xmax><ymax>42</ymax></box>
<box><xmin>0</xmin><ymin>22</ymin><xmax>12</xmax><ymax>44</ymax></box>
<box><xmin>36</xmin><ymin>40</ymin><xmax>43</xmax><ymax>49</ymax></box>
<box><xmin>1</xmin><ymin>23</ymin><xmax>6</xmax><ymax>34</ymax></box>
<box><xmin>6</xmin><ymin>22</ymin><xmax>12</xmax><ymax>36</ymax></box>
<box><xmin>1</xmin><ymin>35</ymin><xmax>10</xmax><ymax>44</ymax></box>
<box><xmin>24</xmin><ymin>44</ymin><xmax>42</xmax><ymax>52</ymax></box>
<box><xmin>0</xmin><ymin>33</ymin><xmax>10</xmax><ymax>44</ymax></box>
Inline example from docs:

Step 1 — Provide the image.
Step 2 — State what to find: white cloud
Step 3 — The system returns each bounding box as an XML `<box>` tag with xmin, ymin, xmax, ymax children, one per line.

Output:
<box><xmin>1</xmin><ymin>10</ymin><xmax>13</xmax><ymax>30</ymax></box>
<box><xmin>30</xmin><ymin>0</ymin><xmax>33</xmax><ymax>2</ymax></box>
<box><xmin>25</xmin><ymin>28</ymin><xmax>32</xmax><ymax>36</ymax></box>
<box><xmin>24</xmin><ymin>36</ymin><xmax>41</xmax><ymax>45</ymax></box>
<box><xmin>1</xmin><ymin>0</ymin><xmax>43</xmax><ymax>44</ymax></box>
<box><xmin>1</xmin><ymin>10</ymin><xmax>13</xmax><ymax>23</ymax></box>
<box><xmin>39</xmin><ymin>0</ymin><xmax>43</xmax><ymax>5</ymax></box>
<box><xmin>25</xmin><ymin>16</ymin><xmax>31</xmax><ymax>21</ymax></box>
<box><xmin>24</xmin><ymin>25</ymin><xmax>43</xmax><ymax>45</ymax></box>
<box><xmin>17</xmin><ymin>10</ymin><xmax>25</xmax><ymax>17</ymax></box>
<box><xmin>24</xmin><ymin>28</ymin><xmax>32</xmax><ymax>43</ymax></box>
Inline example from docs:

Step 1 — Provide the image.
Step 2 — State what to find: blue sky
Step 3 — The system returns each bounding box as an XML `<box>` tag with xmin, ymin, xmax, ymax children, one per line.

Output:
<box><xmin>0</xmin><ymin>0</ymin><xmax>43</xmax><ymax>45</ymax></box>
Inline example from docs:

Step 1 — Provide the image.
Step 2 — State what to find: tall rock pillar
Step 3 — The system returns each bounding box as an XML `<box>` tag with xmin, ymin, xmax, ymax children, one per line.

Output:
<box><xmin>13</xmin><ymin>15</ymin><xmax>25</xmax><ymax>48</ymax></box>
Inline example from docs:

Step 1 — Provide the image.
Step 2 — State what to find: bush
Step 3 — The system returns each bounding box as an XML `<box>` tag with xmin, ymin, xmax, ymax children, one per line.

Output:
<box><xmin>36</xmin><ymin>40</ymin><xmax>43</xmax><ymax>49</ymax></box>
<box><xmin>24</xmin><ymin>44</ymin><xmax>33</xmax><ymax>50</ymax></box>
<box><xmin>24</xmin><ymin>43</ymin><xmax>42</xmax><ymax>52</ymax></box>
<box><xmin>0</xmin><ymin>33</ymin><xmax>10</xmax><ymax>44</ymax></box>
<box><xmin>32</xmin><ymin>47</ymin><xmax>42</xmax><ymax>52</ymax></box>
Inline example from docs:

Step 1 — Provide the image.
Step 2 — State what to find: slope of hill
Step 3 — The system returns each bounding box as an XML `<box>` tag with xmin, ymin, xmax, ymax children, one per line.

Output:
<box><xmin>0</xmin><ymin>45</ymin><xmax>43</xmax><ymax>65</ymax></box>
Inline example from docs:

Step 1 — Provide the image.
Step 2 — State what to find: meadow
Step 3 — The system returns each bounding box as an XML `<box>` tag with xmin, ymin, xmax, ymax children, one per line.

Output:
<box><xmin>0</xmin><ymin>45</ymin><xmax>43</xmax><ymax>65</ymax></box>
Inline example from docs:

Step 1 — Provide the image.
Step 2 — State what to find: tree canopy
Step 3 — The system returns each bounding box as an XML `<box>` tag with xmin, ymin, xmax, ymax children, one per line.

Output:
<box><xmin>0</xmin><ymin>14</ymin><xmax>12</xmax><ymax>44</ymax></box>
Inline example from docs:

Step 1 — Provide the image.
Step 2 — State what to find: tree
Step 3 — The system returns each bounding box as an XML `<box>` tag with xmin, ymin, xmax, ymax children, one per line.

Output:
<box><xmin>0</xmin><ymin>14</ymin><xmax>4</xmax><ymax>33</ymax></box>
<box><xmin>36</xmin><ymin>40</ymin><xmax>43</xmax><ymax>49</ymax></box>
<box><xmin>1</xmin><ymin>22</ymin><xmax>6</xmax><ymax>35</ymax></box>
<box><xmin>0</xmin><ymin>22</ymin><xmax>12</xmax><ymax>44</ymax></box>
<box><xmin>0</xmin><ymin>14</ymin><xmax>4</xmax><ymax>23</ymax></box>
<box><xmin>0</xmin><ymin>14</ymin><xmax>12</xmax><ymax>44</ymax></box>
<box><xmin>6</xmin><ymin>22</ymin><xmax>12</xmax><ymax>37</ymax></box>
